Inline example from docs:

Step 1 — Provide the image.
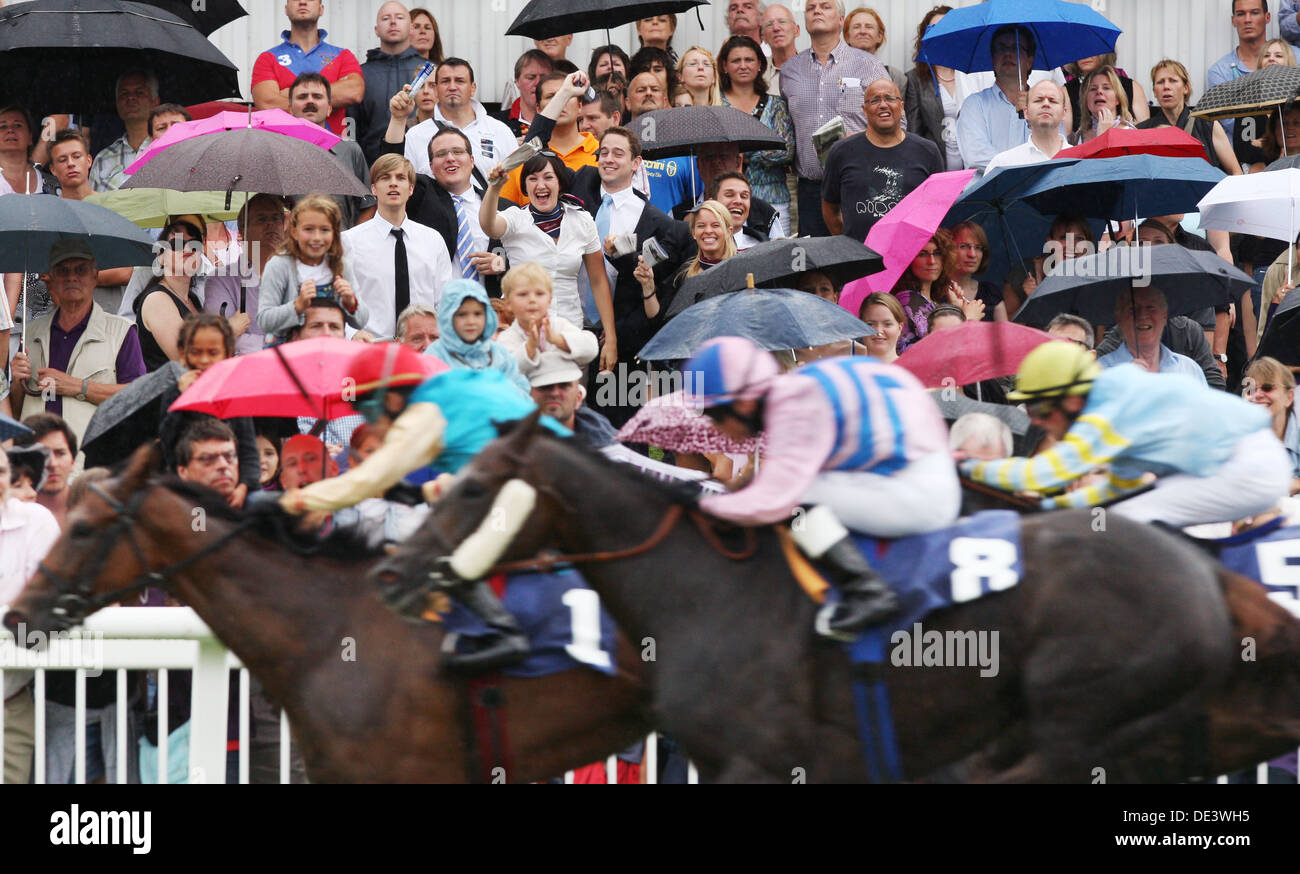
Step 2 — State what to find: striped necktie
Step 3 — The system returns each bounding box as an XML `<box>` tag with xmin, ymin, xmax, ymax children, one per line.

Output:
<box><xmin>451</xmin><ymin>194</ymin><xmax>478</xmax><ymax>281</ymax></box>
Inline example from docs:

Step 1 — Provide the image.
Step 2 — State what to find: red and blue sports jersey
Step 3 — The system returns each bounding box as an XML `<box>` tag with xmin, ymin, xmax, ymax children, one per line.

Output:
<box><xmin>252</xmin><ymin>30</ymin><xmax>362</xmax><ymax>136</ymax></box>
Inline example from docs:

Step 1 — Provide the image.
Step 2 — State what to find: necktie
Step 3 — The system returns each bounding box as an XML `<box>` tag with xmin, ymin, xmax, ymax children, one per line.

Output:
<box><xmin>596</xmin><ymin>193</ymin><xmax>613</xmax><ymax>244</ymax></box>
<box><xmin>391</xmin><ymin>227</ymin><xmax>409</xmax><ymax>317</ymax></box>
<box><xmin>452</xmin><ymin>195</ymin><xmax>479</xmax><ymax>281</ymax></box>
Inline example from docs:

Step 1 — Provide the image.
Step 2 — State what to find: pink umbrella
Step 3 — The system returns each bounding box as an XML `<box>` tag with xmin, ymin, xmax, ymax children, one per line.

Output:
<box><xmin>616</xmin><ymin>391</ymin><xmax>766</xmax><ymax>454</ymax></box>
<box><xmin>894</xmin><ymin>320</ymin><xmax>1053</xmax><ymax>388</ymax></box>
<box><xmin>839</xmin><ymin>168</ymin><xmax>977</xmax><ymax>318</ymax></box>
<box><xmin>127</xmin><ymin>108</ymin><xmax>341</xmax><ymax>174</ymax></box>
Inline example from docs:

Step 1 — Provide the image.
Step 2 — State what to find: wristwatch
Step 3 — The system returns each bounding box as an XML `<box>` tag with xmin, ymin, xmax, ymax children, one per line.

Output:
<box><xmin>75</xmin><ymin>378</ymin><xmax>88</xmax><ymax>402</ymax></box>
<box><xmin>1215</xmin><ymin>353</ymin><xmax>1228</xmax><ymax>364</ymax></box>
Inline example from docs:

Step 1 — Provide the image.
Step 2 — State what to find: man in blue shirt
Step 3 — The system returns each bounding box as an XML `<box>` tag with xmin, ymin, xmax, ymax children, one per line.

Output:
<box><xmin>1096</xmin><ymin>287</ymin><xmax>1209</xmax><ymax>385</ymax></box>
<box><xmin>958</xmin><ymin>25</ymin><xmax>1039</xmax><ymax>172</ymax></box>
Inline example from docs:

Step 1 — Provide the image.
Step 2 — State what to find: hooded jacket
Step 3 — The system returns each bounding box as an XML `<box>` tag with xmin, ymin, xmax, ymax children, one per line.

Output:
<box><xmin>425</xmin><ymin>279</ymin><xmax>530</xmax><ymax>394</ymax></box>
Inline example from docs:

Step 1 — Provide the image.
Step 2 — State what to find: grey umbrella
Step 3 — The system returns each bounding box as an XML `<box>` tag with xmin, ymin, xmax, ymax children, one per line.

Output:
<box><xmin>81</xmin><ymin>361</ymin><xmax>185</xmax><ymax>468</ymax></box>
<box><xmin>629</xmin><ymin>106</ymin><xmax>787</xmax><ymax>160</ymax></box>
<box><xmin>0</xmin><ymin>195</ymin><xmax>155</xmax><ymax>272</ymax></box>
<box><xmin>931</xmin><ymin>391</ymin><xmax>1029</xmax><ymax>435</ymax></box>
<box><xmin>1</xmin><ymin>414</ymin><xmax>33</xmax><ymax>443</ymax></box>
<box><xmin>121</xmin><ymin>128</ymin><xmax>370</xmax><ymax>200</ymax></box>
<box><xmin>666</xmin><ymin>237</ymin><xmax>884</xmax><ymax>318</ymax></box>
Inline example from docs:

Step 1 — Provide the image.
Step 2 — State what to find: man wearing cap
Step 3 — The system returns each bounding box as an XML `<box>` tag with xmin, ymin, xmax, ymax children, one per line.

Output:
<box><xmin>529</xmin><ymin>354</ymin><xmax>618</xmax><ymax>448</ymax></box>
<box><xmin>9</xmin><ymin>240</ymin><xmax>146</xmax><ymax>456</ymax></box>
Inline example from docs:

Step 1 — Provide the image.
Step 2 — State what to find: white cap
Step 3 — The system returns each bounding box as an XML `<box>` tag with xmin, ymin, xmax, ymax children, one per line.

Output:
<box><xmin>527</xmin><ymin>352</ymin><xmax>584</xmax><ymax>388</ymax></box>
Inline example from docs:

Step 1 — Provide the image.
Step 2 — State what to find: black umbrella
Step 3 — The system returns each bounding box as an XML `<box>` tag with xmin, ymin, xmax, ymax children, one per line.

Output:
<box><xmin>1191</xmin><ymin>65</ymin><xmax>1300</xmax><ymax>122</ymax></box>
<box><xmin>0</xmin><ymin>0</ymin><xmax>240</xmax><ymax>119</ymax></box>
<box><xmin>133</xmin><ymin>0</ymin><xmax>246</xmax><ymax>36</ymax></box>
<box><xmin>508</xmin><ymin>0</ymin><xmax>710</xmax><ymax>40</ymax></box>
<box><xmin>1013</xmin><ymin>244</ymin><xmax>1252</xmax><ymax>327</ymax></box>
<box><xmin>0</xmin><ymin>195</ymin><xmax>155</xmax><ymax>272</ymax></box>
<box><xmin>81</xmin><ymin>361</ymin><xmax>184</xmax><ymax>468</ymax></box>
<box><xmin>121</xmin><ymin>128</ymin><xmax>371</xmax><ymax>199</ymax></box>
<box><xmin>629</xmin><ymin>106</ymin><xmax>786</xmax><ymax>160</ymax></box>
<box><xmin>666</xmin><ymin>237</ymin><xmax>884</xmax><ymax>318</ymax></box>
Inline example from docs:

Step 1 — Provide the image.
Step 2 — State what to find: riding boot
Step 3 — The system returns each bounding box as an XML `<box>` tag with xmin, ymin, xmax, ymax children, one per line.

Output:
<box><xmin>443</xmin><ymin>579</ymin><xmax>531</xmax><ymax>672</ymax></box>
<box><xmin>789</xmin><ymin>505</ymin><xmax>899</xmax><ymax>641</ymax></box>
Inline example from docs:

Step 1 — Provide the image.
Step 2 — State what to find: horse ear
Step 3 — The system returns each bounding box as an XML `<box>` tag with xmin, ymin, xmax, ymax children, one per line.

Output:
<box><xmin>118</xmin><ymin>442</ymin><xmax>163</xmax><ymax>494</ymax></box>
<box><xmin>501</xmin><ymin>408</ymin><xmax>544</xmax><ymax>452</ymax></box>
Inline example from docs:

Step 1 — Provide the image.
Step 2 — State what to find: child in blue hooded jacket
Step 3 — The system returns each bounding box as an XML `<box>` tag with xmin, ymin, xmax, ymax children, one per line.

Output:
<box><xmin>426</xmin><ymin>279</ymin><xmax>530</xmax><ymax>395</ymax></box>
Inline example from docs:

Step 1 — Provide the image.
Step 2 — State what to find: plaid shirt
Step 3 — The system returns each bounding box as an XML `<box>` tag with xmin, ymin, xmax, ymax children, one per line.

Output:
<box><xmin>90</xmin><ymin>133</ymin><xmax>151</xmax><ymax>193</ymax></box>
<box><xmin>779</xmin><ymin>40</ymin><xmax>888</xmax><ymax>180</ymax></box>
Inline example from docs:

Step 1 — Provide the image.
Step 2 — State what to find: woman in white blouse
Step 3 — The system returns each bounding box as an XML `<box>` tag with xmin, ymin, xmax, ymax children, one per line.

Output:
<box><xmin>481</xmin><ymin>152</ymin><xmax>617</xmax><ymax>371</ymax></box>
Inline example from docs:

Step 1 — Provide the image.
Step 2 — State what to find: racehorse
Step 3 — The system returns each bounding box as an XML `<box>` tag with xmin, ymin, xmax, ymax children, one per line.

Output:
<box><xmin>3</xmin><ymin>445</ymin><xmax>651</xmax><ymax>784</ymax></box>
<box><xmin>378</xmin><ymin>412</ymin><xmax>1300</xmax><ymax>783</ymax></box>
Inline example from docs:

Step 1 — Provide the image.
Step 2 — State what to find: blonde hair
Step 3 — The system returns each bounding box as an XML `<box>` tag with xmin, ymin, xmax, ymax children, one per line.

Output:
<box><xmin>284</xmin><ymin>195</ymin><xmax>345</xmax><ymax>277</ymax></box>
<box><xmin>684</xmin><ymin>201</ymin><xmax>737</xmax><ymax>278</ymax></box>
<box><xmin>676</xmin><ymin>47</ymin><xmax>721</xmax><ymax>106</ymax></box>
<box><xmin>1065</xmin><ymin>53</ymin><xmax>1117</xmax><ymax>79</ymax></box>
<box><xmin>369</xmin><ymin>153</ymin><xmax>416</xmax><ymax>185</ymax></box>
<box><xmin>859</xmin><ymin>291</ymin><xmax>904</xmax><ymax>324</ymax></box>
<box><xmin>1150</xmin><ymin>58</ymin><xmax>1192</xmax><ymax>104</ymax></box>
<box><xmin>1244</xmin><ymin>356</ymin><xmax>1297</xmax><ymax>393</ymax></box>
<box><xmin>1076</xmin><ymin>65</ymin><xmax>1134</xmax><ymax>137</ymax></box>
<box><xmin>501</xmin><ymin>261</ymin><xmax>553</xmax><ymax>298</ymax></box>
<box><xmin>1260</xmin><ymin>38</ymin><xmax>1298</xmax><ymax>68</ymax></box>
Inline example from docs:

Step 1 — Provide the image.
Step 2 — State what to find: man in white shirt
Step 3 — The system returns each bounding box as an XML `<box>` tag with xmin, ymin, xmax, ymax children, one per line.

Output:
<box><xmin>404</xmin><ymin>58</ymin><xmax>519</xmax><ymax>179</ymax></box>
<box><xmin>89</xmin><ymin>70</ymin><xmax>159</xmax><ymax>192</ymax></box>
<box><xmin>984</xmin><ymin>81</ymin><xmax>1069</xmax><ymax>174</ymax></box>
<box><xmin>343</xmin><ymin>155</ymin><xmax>452</xmax><ymax>340</ymax></box>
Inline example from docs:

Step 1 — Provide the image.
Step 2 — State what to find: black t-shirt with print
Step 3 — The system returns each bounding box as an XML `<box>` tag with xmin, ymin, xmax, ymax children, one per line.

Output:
<box><xmin>822</xmin><ymin>132</ymin><xmax>943</xmax><ymax>241</ymax></box>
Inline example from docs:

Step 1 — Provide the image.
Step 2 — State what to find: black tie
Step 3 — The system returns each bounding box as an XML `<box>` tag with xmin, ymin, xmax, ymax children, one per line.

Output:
<box><xmin>391</xmin><ymin>227</ymin><xmax>410</xmax><ymax>317</ymax></box>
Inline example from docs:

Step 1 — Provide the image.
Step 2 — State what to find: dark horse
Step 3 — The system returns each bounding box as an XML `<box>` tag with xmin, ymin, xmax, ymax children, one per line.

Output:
<box><xmin>3</xmin><ymin>446</ymin><xmax>651</xmax><ymax>783</ymax></box>
<box><xmin>378</xmin><ymin>412</ymin><xmax>1300</xmax><ymax>783</ymax></box>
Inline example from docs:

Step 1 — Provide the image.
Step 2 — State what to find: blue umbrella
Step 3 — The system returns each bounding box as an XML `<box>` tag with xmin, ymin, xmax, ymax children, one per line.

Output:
<box><xmin>1017</xmin><ymin>154</ymin><xmax>1227</xmax><ymax>221</ymax></box>
<box><xmin>917</xmin><ymin>0</ymin><xmax>1121</xmax><ymax>74</ymax></box>
<box><xmin>640</xmin><ymin>288</ymin><xmax>876</xmax><ymax>361</ymax></box>
<box><xmin>1</xmin><ymin>413</ymin><xmax>32</xmax><ymax>442</ymax></box>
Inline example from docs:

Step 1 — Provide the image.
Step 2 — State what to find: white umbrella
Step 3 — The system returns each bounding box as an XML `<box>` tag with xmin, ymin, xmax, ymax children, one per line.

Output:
<box><xmin>1198</xmin><ymin>168</ymin><xmax>1300</xmax><ymax>287</ymax></box>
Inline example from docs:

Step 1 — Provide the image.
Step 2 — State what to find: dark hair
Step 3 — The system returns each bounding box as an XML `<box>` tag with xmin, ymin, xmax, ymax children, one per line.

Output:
<box><xmin>926</xmin><ymin>305</ymin><xmax>967</xmax><ymax>331</ymax></box>
<box><xmin>584</xmin><ymin>90</ymin><xmax>623</xmax><ymax>121</ymax></box>
<box><xmin>599</xmin><ymin>125</ymin><xmax>642</xmax><ymax>159</ymax></box>
<box><xmin>895</xmin><ymin>229</ymin><xmax>958</xmax><ymax>302</ymax></box>
<box><xmin>520</xmin><ymin>152</ymin><xmax>572</xmax><ymax>195</ymax></box>
<box><xmin>630</xmin><ymin>46</ymin><xmax>678</xmax><ymax>94</ymax></box>
<box><xmin>0</xmin><ymin>104</ymin><xmax>36</xmax><ymax>158</ymax></box>
<box><xmin>289</xmin><ymin>72</ymin><xmax>332</xmax><ymax>102</ymax></box>
<box><xmin>175</xmin><ymin>418</ymin><xmax>237</xmax><ymax>467</ymax></box>
<box><xmin>17</xmin><ymin>412</ymin><xmax>79</xmax><ymax>459</ymax></box>
<box><xmin>409</xmin><ymin>8</ymin><xmax>446</xmax><ymax>64</ymax></box>
<box><xmin>536</xmin><ymin>71</ymin><xmax>571</xmax><ymax>107</ymax></box>
<box><xmin>588</xmin><ymin>45</ymin><xmax>632</xmax><ymax>83</ymax></box>
<box><xmin>706</xmin><ymin>170</ymin><xmax>748</xmax><ymax>200</ymax></box>
<box><xmin>553</xmin><ymin>59</ymin><xmax>579</xmax><ymax>75</ymax></box>
<box><xmin>991</xmin><ymin>24</ymin><xmax>1036</xmax><ymax>60</ymax></box>
<box><xmin>50</xmin><ymin>127</ymin><xmax>91</xmax><ymax>155</ymax></box>
<box><xmin>514</xmin><ymin>49</ymin><xmax>553</xmax><ymax>80</ymax></box>
<box><xmin>428</xmin><ymin>124</ymin><xmax>473</xmax><ymax>161</ymax></box>
<box><xmin>237</xmin><ymin>193</ymin><xmax>291</xmax><ymax>237</ymax></box>
<box><xmin>147</xmin><ymin>103</ymin><xmax>191</xmax><ymax>138</ymax></box>
<box><xmin>912</xmin><ymin>5</ymin><xmax>954</xmax><ymax>86</ymax></box>
<box><xmin>595</xmin><ymin>71</ymin><xmax>629</xmax><ymax>96</ymax></box>
<box><xmin>717</xmin><ymin>35</ymin><xmax>769</xmax><ymax>96</ymax></box>
<box><xmin>179</xmin><ymin>312</ymin><xmax>236</xmax><ymax>359</ymax></box>
<box><xmin>1234</xmin><ymin>0</ymin><xmax>1268</xmax><ymax>13</ymax></box>
<box><xmin>437</xmin><ymin>57</ymin><xmax>476</xmax><ymax>84</ymax></box>
<box><xmin>949</xmin><ymin>219</ymin><xmax>991</xmax><ymax>275</ymax></box>
<box><xmin>6</xmin><ymin>445</ymin><xmax>48</xmax><ymax>490</ymax></box>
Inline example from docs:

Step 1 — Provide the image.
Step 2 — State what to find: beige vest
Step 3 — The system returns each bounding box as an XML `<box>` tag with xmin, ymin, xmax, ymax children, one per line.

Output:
<box><xmin>26</xmin><ymin>303</ymin><xmax>133</xmax><ymax>458</ymax></box>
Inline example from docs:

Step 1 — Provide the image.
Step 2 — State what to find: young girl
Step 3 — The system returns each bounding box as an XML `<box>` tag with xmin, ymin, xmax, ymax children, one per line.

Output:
<box><xmin>256</xmin><ymin>430</ymin><xmax>281</xmax><ymax>490</ymax></box>
<box><xmin>255</xmin><ymin>196</ymin><xmax>370</xmax><ymax>338</ymax></box>
<box><xmin>425</xmin><ymin>279</ymin><xmax>530</xmax><ymax>394</ymax></box>
<box><xmin>497</xmin><ymin>262</ymin><xmax>598</xmax><ymax>383</ymax></box>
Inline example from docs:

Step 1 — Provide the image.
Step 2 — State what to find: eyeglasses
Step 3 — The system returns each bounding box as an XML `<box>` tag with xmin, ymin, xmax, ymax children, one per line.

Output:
<box><xmin>684</xmin><ymin>59</ymin><xmax>714</xmax><ymax>69</ymax></box>
<box><xmin>1254</xmin><ymin>383</ymin><xmax>1279</xmax><ymax>393</ymax></box>
<box><xmin>956</xmin><ymin>243</ymin><xmax>986</xmax><ymax>253</ymax></box>
<box><xmin>432</xmin><ymin>147</ymin><xmax>470</xmax><ymax>159</ymax></box>
<box><xmin>865</xmin><ymin>96</ymin><xmax>902</xmax><ymax>106</ymax></box>
<box><xmin>193</xmin><ymin>451</ymin><xmax>237</xmax><ymax>467</ymax></box>
<box><xmin>916</xmin><ymin>249</ymin><xmax>942</xmax><ymax>259</ymax></box>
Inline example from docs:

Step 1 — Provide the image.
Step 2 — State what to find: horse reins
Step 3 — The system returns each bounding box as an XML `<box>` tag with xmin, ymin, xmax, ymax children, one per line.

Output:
<box><xmin>37</xmin><ymin>482</ymin><xmax>257</xmax><ymax>628</ymax></box>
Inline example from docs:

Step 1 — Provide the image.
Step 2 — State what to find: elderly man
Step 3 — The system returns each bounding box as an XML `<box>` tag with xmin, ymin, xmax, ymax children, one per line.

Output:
<box><xmin>404</xmin><ymin>58</ymin><xmax>518</xmax><ymax>179</ymax></box>
<box><xmin>727</xmin><ymin>0</ymin><xmax>765</xmax><ymax>44</ymax></box>
<box><xmin>89</xmin><ymin>70</ymin><xmax>159</xmax><ymax>192</ymax></box>
<box><xmin>780</xmin><ymin>0</ymin><xmax>888</xmax><ymax>236</ymax></box>
<box><xmin>9</xmin><ymin>241</ymin><xmax>145</xmax><ymax>455</ymax></box>
<box><xmin>1096</xmin><ymin>287</ymin><xmax>1208</xmax><ymax>385</ymax></box>
<box><xmin>822</xmin><ymin>79</ymin><xmax>941</xmax><ymax>240</ymax></box>
<box><xmin>251</xmin><ymin>0</ymin><xmax>363</xmax><ymax>136</ymax></box>
<box><xmin>397</xmin><ymin>303</ymin><xmax>438</xmax><ymax>352</ymax></box>
<box><xmin>1094</xmin><ymin>288</ymin><xmax>1225</xmax><ymax>388</ymax></box>
<box><xmin>529</xmin><ymin>356</ymin><xmax>618</xmax><ymax>448</ymax></box>
<box><xmin>175</xmin><ymin>419</ymin><xmax>242</xmax><ymax>505</ymax></box>
<box><xmin>983</xmin><ymin>81</ymin><xmax>1069</xmax><ymax>174</ymax></box>
<box><xmin>949</xmin><ymin>412</ymin><xmax>1014</xmax><ymax>462</ymax></box>
<box><xmin>957</xmin><ymin>25</ymin><xmax>1045</xmax><ymax>172</ymax></box>
<box><xmin>350</xmin><ymin>1</ymin><xmax>424</xmax><ymax>165</ymax></box>
<box><xmin>762</xmin><ymin>4</ymin><xmax>801</xmax><ymax>88</ymax></box>
<box><xmin>289</xmin><ymin>72</ymin><xmax>376</xmax><ymax>228</ymax></box>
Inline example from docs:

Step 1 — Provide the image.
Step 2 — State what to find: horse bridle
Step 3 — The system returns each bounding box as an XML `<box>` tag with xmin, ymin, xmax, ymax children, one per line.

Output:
<box><xmin>37</xmin><ymin>481</ymin><xmax>256</xmax><ymax>629</ymax></box>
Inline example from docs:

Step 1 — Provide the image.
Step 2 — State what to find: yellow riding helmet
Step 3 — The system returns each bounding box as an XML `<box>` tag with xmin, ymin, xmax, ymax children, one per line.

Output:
<box><xmin>1007</xmin><ymin>340</ymin><xmax>1102</xmax><ymax>402</ymax></box>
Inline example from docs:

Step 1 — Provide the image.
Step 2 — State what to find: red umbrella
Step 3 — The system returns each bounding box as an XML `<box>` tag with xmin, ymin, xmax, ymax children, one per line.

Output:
<box><xmin>170</xmin><ymin>338</ymin><xmax>448</xmax><ymax>419</ymax></box>
<box><xmin>894</xmin><ymin>321</ymin><xmax>1053</xmax><ymax>388</ymax></box>
<box><xmin>1055</xmin><ymin>127</ymin><xmax>1210</xmax><ymax>162</ymax></box>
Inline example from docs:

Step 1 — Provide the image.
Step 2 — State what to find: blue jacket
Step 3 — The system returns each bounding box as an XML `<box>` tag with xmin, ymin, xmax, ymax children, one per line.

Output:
<box><xmin>425</xmin><ymin>279</ymin><xmax>530</xmax><ymax>394</ymax></box>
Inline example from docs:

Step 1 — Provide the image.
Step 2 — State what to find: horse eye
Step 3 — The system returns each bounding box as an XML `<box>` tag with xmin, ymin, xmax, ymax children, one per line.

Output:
<box><xmin>70</xmin><ymin>522</ymin><xmax>94</xmax><ymax>539</ymax></box>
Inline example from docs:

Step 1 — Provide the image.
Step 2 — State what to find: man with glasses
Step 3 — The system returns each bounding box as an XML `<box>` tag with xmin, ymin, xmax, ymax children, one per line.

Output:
<box><xmin>821</xmin><ymin>79</ymin><xmax>941</xmax><ymax>240</ymax></box>
<box><xmin>175</xmin><ymin>419</ymin><xmax>242</xmax><ymax>506</ymax></box>
<box><xmin>962</xmin><ymin>341</ymin><xmax>1289</xmax><ymax>526</ymax></box>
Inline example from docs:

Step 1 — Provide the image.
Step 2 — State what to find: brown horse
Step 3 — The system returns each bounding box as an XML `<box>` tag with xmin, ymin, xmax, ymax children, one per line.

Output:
<box><xmin>3</xmin><ymin>445</ymin><xmax>651</xmax><ymax>783</ymax></box>
<box><xmin>378</xmin><ymin>413</ymin><xmax>1300</xmax><ymax>783</ymax></box>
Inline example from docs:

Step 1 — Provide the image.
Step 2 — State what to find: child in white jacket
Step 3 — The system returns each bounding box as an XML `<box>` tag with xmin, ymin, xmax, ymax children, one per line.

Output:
<box><xmin>497</xmin><ymin>262</ymin><xmax>597</xmax><ymax>381</ymax></box>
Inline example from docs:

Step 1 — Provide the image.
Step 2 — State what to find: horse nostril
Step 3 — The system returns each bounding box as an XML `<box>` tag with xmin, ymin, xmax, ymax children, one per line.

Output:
<box><xmin>2</xmin><ymin>610</ymin><xmax>23</xmax><ymax>633</ymax></box>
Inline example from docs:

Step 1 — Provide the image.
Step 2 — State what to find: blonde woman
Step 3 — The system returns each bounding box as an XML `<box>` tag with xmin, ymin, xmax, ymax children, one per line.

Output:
<box><xmin>1063</xmin><ymin>53</ymin><xmax>1149</xmax><ymax>125</ymax></box>
<box><xmin>1243</xmin><ymin>356</ymin><xmax>1300</xmax><ymax>494</ymax></box>
<box><xmin>858</xmin><ymin>291</ymin><xmax>905</xmax><ymax>364</ymax></box>
<box><xmin>1137</xmin><ymin>59</ymin><xmax>1241</xmax><ymax>174</ymax></box>
<box><xmin>1072</xmin><ymin>66</ymin><xmax>1137</xmax><ymax>145</ymax></box>
<box><xmin>1260</xmin><ymin>38</ymin><xmax>1298</xmax><ymax>69</ymax></box>
<box><xmin>677</xmin><ymin>47</ymin><xmax>721</xmax><ymax>107</ymax></box>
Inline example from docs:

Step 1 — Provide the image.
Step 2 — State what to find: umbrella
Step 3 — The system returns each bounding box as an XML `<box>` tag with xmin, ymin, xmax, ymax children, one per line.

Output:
<box><xmin>1198</xmin><ymin>169</ymin><xmax>1300</xmax><ymax>287</ymax></box>
<box><xmin>896</xmin><ymin>321</ymin><xmax>1054</xmax><ymax>389</ymax></box>
<box><xmin>628</xmin><ymin>106</ymin><xmax>786</xmax><ymax>160</ymax></box>
<box><xmin>127</xmin><ymin>109</ymin><xmax>341</xmax><ymax>175</ymax></box>
<box><xmin>133</xmin><ymin>0</ymin><xmax>246</xmax><ymax>36</ymax></box>
<box><xmin>86</xmin><ymin>188</ymin><xmax>250</xmax><ymax>229</ymax></box>
<box><xmin>122</xmin><ymin>128</ymin><xmax>370</xmax><ymax>200</ymax></box>
<box><xmin>839</xmin><ymin>169</ymin><xmax>977</xmax><ymax>318</ymax></box>
<box><xmin>1054</xmin><ymin>127</ymin><xmax>1211</xmax><ymax>162</ymax></box>
<box><xmin>666</xmin><ymin>237</ymin><xmax>884</xmax><ymax>318</ymax></box>
<box><xmin>0</xmin><ymin>0</ymin><xmax>240</xmax><ymax>119</ymax></box>
<box><xmin>170</xmin><ymin>339</ymin><xmax>449</xmax><ymax>420</ymax></box>
<box><xmin>640</xmin><ymin>287</ymin><xmax>875</xmax><ymax>361</ymax></box>
<box><xmin>1268</xmin><ymin>154</ymin><xmax>1300</xmax><ymax>172</ymax></box>
<box><xmin>615</xmin><ymin>390</ymin><xmax>765</xmax><ymax>454</ymax></box>
<box><xmin>0</xmin><ymin>193</ymin><xmax>155</xmax><ymax>271</ymax></box>
<box><xmin>1256</xmin><ymin>286</ymin><xmax>1300</xmax><ymax>367</ymax></box>
<box><xmin>1012</xmin><ymin>245</ymin><xmax>1252</xmax><ymax>327</ymax></box>
<box><xmin>507</xmin><ymin>0</ymin><xmax>710</xmax><ymax>40</ymax></box>
<box><xmin>81</xmin><ymin>361</ymin><xmax>184</xmax><ymax>468</ymax></box>
<box><xmin>1191</xmin><ymin>65</ymin><xmax>1300</xmax><ymax>122</ymax></box>
<box><xmin>1017</xmin><ymin>154</ymin><xmax>1226</xmax><ymax>221</ymax></box>
<box><xmin>916</xmin><ymin>0</ymin><xmax>1121</xmax><ymax>74</ymax></box>
<box><xmin>0</xmin><ymin>413</ymin><xmax>32</xmax><ymax>443</ymax></box>
<box><xmin>931</xmin><ymin>391</ymin><xmax>1030</xmax><ymax>435</ymax></box>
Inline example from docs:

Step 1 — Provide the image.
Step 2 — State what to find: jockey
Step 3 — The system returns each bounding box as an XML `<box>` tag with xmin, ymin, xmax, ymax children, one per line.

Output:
<box><xmin>682</xmin><ymin>336</ymin><xmax>960</xmax><ymax>639</ymax></box>
<box><xmin>278</xmin><ymin>342</ymin><xmax>567</xmax><ymax>670</ymax></box>
<box><xmin>961</xmin><ymin>340</ymin><xmax>1291</xmax><ymax>524</ymax></box>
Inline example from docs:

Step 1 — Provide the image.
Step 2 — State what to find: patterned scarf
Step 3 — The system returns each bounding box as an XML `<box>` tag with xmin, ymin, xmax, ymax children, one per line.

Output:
<box><xmin>529</xmin><ymin>202</ymin><xmax>565</xmax><ymax>238</ymax></box>
<box><xmin>698</xmin><ymin>254</ymin><xmax>723</xmax><ymax>268</ymax></box>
